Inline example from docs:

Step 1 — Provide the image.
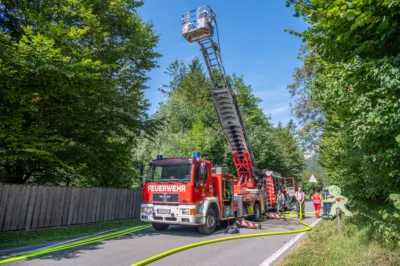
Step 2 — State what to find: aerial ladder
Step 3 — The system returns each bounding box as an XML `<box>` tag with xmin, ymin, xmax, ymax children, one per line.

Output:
<box><xmin>139</xmin><ymin>6</ymin><xmax>286</xmax><ymax>234</ymax></box>
<box><xmin>181</xmin><ymin>6</ymin><xmax>265</xmax><ymax>192</ymax></box>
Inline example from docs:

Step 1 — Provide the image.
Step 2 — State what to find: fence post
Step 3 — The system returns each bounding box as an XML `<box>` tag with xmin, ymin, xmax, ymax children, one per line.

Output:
<box><xmin>337</xmin><ymin>207</ymin><xmax>342</xmax><ymax>232</ymax></box>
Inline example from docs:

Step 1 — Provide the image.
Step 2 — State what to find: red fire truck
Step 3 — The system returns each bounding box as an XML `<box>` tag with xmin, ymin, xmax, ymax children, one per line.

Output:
<box><xmin>140</xmin><ymin>5</ymin><xmax>295</xmax><ymax>234</ymax></box>
<box><xmin>264</xmin><ymin>171</ymin><xmax>297</xmax><ymax>209</ymax></box>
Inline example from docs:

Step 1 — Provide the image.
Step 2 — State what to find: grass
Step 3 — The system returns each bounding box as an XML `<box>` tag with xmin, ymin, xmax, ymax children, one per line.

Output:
<box><xmin>0</xmin><ymin>219</ymin><xmax>145</xmax><ymax>249</ymax></box>
<box><xmin>277</xmin><ymin>212</ymin><xmax>400</xmax><ymax>266</ymax></box>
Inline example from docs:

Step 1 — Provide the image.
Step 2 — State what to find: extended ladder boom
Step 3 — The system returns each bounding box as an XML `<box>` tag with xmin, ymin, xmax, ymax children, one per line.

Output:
<box><xmin>182</xmin><ymin>6</ymin><xmax>260</xmax><ymax>187</ymax></box>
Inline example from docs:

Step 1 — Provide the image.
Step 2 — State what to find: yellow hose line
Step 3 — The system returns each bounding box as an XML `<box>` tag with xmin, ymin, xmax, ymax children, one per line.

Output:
<box><xmin>131</xmin><ymin>206</ymin><xmax>313</xmax><ymax>266</ymax></box>
<box><xmin>0</xmin><ymin>224</ymin><xmax>151</xmax><ymax>265</ymax></box>
<box><xmin>284</xmin><ymin>212</ymin><xmax>316</xmax><ymax>216</ymax></box>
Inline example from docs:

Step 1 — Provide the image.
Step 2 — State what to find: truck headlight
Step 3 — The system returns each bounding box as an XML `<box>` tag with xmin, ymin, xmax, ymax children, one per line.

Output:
<box><xmin>141</xmin><ymin>207</ymin><xmax>151</xmax><ymax>213</ymax></box>
<box><xmin>181</xmin><ymin>209</ymin><xmax>196</xmax><ymax>215</ymax></box>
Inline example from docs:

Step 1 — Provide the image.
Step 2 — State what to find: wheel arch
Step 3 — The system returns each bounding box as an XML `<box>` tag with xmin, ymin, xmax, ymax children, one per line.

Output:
<box><xmin>197</xmin><ymin>197</ymin><xmax>220</xmax><ymax>219</ymax></box>
<box><xmin>209</xmin><ymin>201</ymin><xmax>220</xmax><ymax>220</ymax></box>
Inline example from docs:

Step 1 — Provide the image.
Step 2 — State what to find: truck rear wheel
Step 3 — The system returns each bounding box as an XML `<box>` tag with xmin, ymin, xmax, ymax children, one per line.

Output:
<box><xmin>251</xmin><ymin>203</ymin><xmax>262</xmax><ymax>222</ymax></box>
<box><xmin>152</xmin><ymin>223</ymin><xmax>169</xmax><ymax>231</ymax></box>
<box><xmin>198</xmin><ymin>208</ymin><xmax>217</xmax><ymax>235</ymax></box>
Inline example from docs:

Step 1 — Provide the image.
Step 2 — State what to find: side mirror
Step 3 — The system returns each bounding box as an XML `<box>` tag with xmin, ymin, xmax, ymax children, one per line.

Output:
<box><xmin>200</xmin><ymin>163</ymin><xmax>206</xmax><ymax>175</ymax></box>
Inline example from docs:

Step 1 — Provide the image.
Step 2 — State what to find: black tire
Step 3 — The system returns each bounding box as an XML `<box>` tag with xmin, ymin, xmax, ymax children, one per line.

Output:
<box><xmin>152</xmin><ymin>222</ymin><xmax>169</xmax><ymax>231</ymax></box>
<box><xmin>252</xmin><ymin>203</ymin><xmax>262</xmax><ymax>222</ymax></box>
<box><xmin>198</xmin><ymin>208</ymin><xmax>217</xmax><ymax>235</ymax></box>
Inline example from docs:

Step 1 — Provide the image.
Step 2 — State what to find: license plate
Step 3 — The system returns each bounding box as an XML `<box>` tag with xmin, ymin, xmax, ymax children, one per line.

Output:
<box><xmin>157</xmin><ymin>209</ymin><xmax>170</xmax><ymax>214</ymax></box>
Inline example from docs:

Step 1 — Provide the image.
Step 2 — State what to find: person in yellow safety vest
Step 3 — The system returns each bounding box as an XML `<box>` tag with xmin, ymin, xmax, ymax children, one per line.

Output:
<box><xmin>295</xmin><ymin>186</ymin><xmax>305</xmax><ymax>219</ymax></box>
<box><xmin>322</xmin><ymin>186</ymin><xmax>333</xmax><ymax>218</ymax></box>
<box><xmin>311</xmin><ymin>189</ymin><xmax>322</xmax><ymax>218</ymax></box>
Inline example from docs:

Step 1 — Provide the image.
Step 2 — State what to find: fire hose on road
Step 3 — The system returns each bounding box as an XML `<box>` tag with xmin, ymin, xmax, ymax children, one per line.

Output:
<box><xmin>0</xmin><ymin>206</ymin><xmax>316</xmax><ymax>265</ymax></box>
<box><xmin>0</xmin><ymin>224</ymin><xmax>152</xmax><ymax>265</ymax></box>
<box><xmin>131</xmin><ymin>205</ymin><xmax>315</xmax><ymax>266</ymax></box>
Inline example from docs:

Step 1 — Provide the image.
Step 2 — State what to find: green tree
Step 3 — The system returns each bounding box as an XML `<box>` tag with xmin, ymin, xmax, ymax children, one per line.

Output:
<box><xmin>271</xmin><ymin>121</ymin><xmax>305</xmax><ymax>178</ymax></box>
<box><xmin>0</xmin><ymin>0</ymin><xmax>160</xmax><ymax>187</ymax></box>
<box><xmin>286</xmin><ymin>0</ymin><xmax>400</xmax><ymax>197</ymax></box>
<box><xmin>286</xmin><ymin>0</ymin><xmax>400</xmax><ymax>246</ymax></box>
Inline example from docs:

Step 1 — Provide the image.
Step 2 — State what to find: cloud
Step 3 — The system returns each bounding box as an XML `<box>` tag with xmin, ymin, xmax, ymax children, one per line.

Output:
<box><xmin>261</xmin><ymin>101</ymin><xmax>292</xmax><ymax>126</ymax></box>
<box><xmin>265</xmin><ymin>105</ymin><xmax>290</xmax><ymax>116</ymax></box>
<box><xmin>253</xmin><ymin>90</ymin><xmax>281</xmax><ymax>99</ymax></box>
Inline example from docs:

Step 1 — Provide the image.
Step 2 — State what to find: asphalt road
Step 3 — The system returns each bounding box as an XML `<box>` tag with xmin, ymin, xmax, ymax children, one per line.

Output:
<box><xmin>6</xmin><ymin>202</ymin><xmax>317</xmax><ymax>266</ymax></box>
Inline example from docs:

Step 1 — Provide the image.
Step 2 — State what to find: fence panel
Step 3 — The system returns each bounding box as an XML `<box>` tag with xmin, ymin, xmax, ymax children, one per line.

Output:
<box><xmin>0</xmin><ymin>184</ymin><xmax>142</xmax><ymax>231</ymax></box>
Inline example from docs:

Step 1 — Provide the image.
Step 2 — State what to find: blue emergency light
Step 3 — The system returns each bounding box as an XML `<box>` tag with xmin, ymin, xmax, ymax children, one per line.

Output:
<box><xmin>156</xmin><ymin>154</ymin><xmax>163</xmax><ymax>160</ymax></box>
<box><xmin>193</xmin><ymin>151</ymin><xmax>200</xmax><ymax>158</ymax></box>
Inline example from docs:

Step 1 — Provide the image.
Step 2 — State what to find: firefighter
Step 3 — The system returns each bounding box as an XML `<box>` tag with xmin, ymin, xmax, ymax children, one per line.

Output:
<box><xmin>200</xmin><ymin>9</ymin><xmax>208</xmax><ymax>18</ymax></box>
<box><xmin>198</xmin><ymin>9</ymin><xmax>208</xmax><ymax>29</ymax></box>
<box><xmin>277</xmin><ymin>189</ymin><xmax>285</xmax><ymax>214</ymax></box>
<box><xmin>322</xmin><ymin>186</ymin><xmax>332</xmax><ymax>219</ymax></box>
<box><xmin>311</xmin><ymin>189</ymin><xmax>322</xmax><ymax>218</ymax></box>
<box><xmin>295</xmin><ymin>186</ymin><xmax>305</xmax><ymax>219</ymax></box>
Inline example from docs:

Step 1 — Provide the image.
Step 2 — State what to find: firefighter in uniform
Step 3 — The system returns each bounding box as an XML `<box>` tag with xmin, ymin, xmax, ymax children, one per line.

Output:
<box><xmin>311</xmin><ymin>189</ymin><xmax>322</xmax><ymax>218</ymax></box>
<box><xmin>322</xmin><ymin>186</ymin><xmax>333</xmax><ymax>219</ymax></box>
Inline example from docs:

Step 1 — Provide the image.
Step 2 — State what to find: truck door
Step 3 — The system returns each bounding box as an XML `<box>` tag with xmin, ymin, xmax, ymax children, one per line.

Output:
<box><xmin>193</xmin><ymin>161</ymin><xmax>212</xmax><ymax>203</ymax></box>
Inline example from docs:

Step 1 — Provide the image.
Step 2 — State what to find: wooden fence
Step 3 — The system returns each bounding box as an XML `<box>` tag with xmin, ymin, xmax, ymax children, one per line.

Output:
<box><xmin>0</xmin><ymin>184</ymin><xmax>142</xmax><ymax>231</ymax></box>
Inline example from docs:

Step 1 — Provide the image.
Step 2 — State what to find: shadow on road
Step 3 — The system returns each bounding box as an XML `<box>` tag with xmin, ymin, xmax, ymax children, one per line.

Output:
<box><xmin>22</xmin><ymin>241</ymin><xmax>105</xmax><ymax>262</ymax></box>
<box><xmin>111</xmin><ymin>216</ymin><xmax>311</xmax><ymax>241</ymax></box>
<box><xmin>15</xmin><ymin>205</ymin><xmax>316</xmax><ymax>263</ymax></box>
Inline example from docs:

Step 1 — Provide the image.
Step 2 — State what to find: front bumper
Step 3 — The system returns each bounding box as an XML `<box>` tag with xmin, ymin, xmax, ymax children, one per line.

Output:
<box><xmin>140</xmin><ymin>204</ymin><xmax>203</xmax><ymax>225</ymax></box>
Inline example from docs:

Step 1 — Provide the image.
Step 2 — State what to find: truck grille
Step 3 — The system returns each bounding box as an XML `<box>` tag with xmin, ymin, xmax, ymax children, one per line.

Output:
<box><xmin>152</xmin><ymin>193</ymin><xmax>179</xmax><ymax>203</ymax></box>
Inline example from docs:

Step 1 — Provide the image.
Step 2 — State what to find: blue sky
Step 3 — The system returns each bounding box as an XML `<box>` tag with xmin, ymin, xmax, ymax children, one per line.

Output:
<box><xmin>139</xmin><ymin>0</ymin><xmax>307</xmax><ymax>126</ymax></box>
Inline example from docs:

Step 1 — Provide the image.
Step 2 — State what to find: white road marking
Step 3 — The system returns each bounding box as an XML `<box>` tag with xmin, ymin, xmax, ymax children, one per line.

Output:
<box><xmin>259</xmin><ymin>218</ymin><xmax>322</xmax><ymax>266</ymax></box>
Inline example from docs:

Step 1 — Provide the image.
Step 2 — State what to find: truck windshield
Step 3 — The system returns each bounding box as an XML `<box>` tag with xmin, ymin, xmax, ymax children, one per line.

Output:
<box><xmin>146</xmin><ymin>164</ymin><xmax>192</xmax><ymax>182</ymax></box>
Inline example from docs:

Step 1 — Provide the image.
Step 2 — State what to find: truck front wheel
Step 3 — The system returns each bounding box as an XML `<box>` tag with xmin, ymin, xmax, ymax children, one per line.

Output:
<box><xmin>152</xmin><ymin>223</ymin><xmax>169</xmax><ymax>231</ymax></box>
<box><xmin>250</xmin><ymin>203</ymin><xmax>262</xmax><ymax>222</ymax></box>
<box><xmin>198</xmin><ymin>208</ymin><xmax>217</xmax><ymax>235</ymax></box>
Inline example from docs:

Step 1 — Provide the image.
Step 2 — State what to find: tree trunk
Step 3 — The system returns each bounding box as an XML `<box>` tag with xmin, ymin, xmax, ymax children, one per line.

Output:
<box><xmin>2</xmin><ymin>159</ymin><xmax>29</xmax><ymax>184</ymax></box>
<box><xmin>337</xmin><ymin>207</ymin><xmax>342</xmax><ymax>232</ymax></box>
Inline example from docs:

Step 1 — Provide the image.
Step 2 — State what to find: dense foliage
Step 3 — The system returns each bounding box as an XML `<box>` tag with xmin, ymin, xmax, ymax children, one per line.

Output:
<box><xmin>299</xmin><ymin>146</ymin><xmax>329</xmax><ymax>197</ymax></box>
<box><xmin>0</xmin><ymin>0</ymin><xmax>160</xmax><ymax>187</ymax></box>
<box><xmin>133</xmin><ymin>59</ymin><xmax>305</xmax><ymax>182</ymax></box>
<box><xmin>286</xmin><ymin>0</ymin><xmax>400</xmax><ymax>247</ymax></box>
